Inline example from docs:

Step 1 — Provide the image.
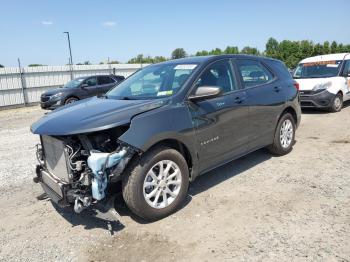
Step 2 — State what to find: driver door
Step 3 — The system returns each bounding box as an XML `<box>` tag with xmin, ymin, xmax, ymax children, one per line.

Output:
<box><xmin>81</xmin><ymin>76</ymin><xmax>98</xmax><ymax>98</ymax></box>
<box><xmin>188</xmin><ymin>59</ymin><xmax>250</xmax><ymax>173</ymax></box>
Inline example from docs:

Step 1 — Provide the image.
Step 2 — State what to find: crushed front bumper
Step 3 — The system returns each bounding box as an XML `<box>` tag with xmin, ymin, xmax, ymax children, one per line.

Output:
<box><xmin>299</xmin><ymin>89</ymin><xmax>335</xmax><ymax>108</ymax></box>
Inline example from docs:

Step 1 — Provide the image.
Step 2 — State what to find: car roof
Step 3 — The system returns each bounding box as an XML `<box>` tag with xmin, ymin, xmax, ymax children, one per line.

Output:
<box><xmin>157</xmin><ymin>54</ymin><xmax>280</xmax><ymax>66</ymax></box>
<box><xmin>299</xmin><ymin>53</ymin><xmax>350</xmax><ymax>63</ymax></box>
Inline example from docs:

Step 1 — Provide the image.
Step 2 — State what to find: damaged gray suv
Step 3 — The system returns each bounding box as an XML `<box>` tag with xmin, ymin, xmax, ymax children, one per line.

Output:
<box><xmin>31</xmin><ymin>55</ymin><xmax>301</xmax><ymax>221</ymax></box>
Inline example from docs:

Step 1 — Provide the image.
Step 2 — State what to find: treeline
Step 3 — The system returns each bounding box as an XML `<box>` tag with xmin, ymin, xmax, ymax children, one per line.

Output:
<box><xmin>127</xmin><ymin>38</ymin><xmax>350</xmax><ymax>69</ymax></box>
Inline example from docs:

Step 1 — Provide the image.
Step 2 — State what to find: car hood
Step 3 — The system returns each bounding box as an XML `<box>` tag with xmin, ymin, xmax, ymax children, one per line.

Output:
<box><xmin>31</xmin><ymin>97</ymin><xmax>167</xmax><ymax>135</ymax></box>
<box><xmin>42</xmin><ymin>87</ymin><xmax>68</xmax><ymax>95</ymax></box>
<box><xmin>294</xmin><ymin>77</ymin><xmax>335</xmax><ymax>91</ymax></box>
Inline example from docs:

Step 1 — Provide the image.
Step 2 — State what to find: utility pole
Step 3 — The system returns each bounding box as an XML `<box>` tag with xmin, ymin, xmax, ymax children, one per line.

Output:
<box><xmin>63</xmin><ymin>32</ymin><xmax>74</xmax><ymax>79</ymax></box>
<box><xmin>17</xmin><ymin>58</ymin><xmax>27</xmax><ymax>106</ymax></box>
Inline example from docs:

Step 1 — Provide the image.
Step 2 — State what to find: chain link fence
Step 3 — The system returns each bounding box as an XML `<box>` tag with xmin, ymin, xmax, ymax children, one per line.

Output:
<box><xmin>0</xmin><ymin>63</ymin><xmax>143</xmax><ymax>108</ymax></box>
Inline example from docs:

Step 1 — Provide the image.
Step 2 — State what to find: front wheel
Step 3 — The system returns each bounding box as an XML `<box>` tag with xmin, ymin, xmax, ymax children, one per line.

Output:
<box><xmin>64</xmin><ymin>97</ymin><xmax>79</xmax><ymax>105</ymax></box>
<box><xmin>267</xmin><ymin>113</ymin><xmax>296</xmax><ymax>156</ymax></box>
<box><xmin>122</xmin><ymin>146</ymin><xmax>189</xmax><ymax>221</ymax></box>
<box><xmin>329</xmin><ymin>93</ymin><xmax>343</xmax><ymax>112</ymax></box>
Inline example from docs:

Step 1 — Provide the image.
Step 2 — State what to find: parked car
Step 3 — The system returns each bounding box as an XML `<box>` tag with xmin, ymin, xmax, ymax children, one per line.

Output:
<box><xmin>40</xmin><ymin>75</ymin><xmax>125</xmax><ymax>110</ymax></box>
<box><xmin>31</xmin><ymin>55</ymin><xmax>301</xmax><ymax>221</ymax></box>
<box><xmin>293</xmin><ymin>53</ymin><xmax>350</xmax><ymax>112</ymax></box>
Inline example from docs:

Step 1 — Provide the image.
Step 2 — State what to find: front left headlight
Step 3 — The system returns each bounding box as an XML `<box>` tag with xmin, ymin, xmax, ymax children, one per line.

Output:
<box><xmin>50</xmin><ymin>92</ymin><xmax>63</xmax><ymax>100</ymax></box>
<box><xmin>312</xmin><ymin>82</ymin><xmax>332</xmax><ymax>92</ymax></box>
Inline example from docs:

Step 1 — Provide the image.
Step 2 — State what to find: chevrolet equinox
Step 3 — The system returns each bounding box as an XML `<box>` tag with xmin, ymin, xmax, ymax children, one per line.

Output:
<box><xmin>31</xmin><ymin>55</ymin><xmax>301</xmax><ymax>221</ymax></box>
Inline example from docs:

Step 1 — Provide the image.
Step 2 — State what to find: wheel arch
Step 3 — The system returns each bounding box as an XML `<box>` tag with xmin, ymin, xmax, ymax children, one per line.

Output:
<box><xmin>144</xmin><ymin>138</ymin><xmax>193</xmax><ymax>178</ymax></box>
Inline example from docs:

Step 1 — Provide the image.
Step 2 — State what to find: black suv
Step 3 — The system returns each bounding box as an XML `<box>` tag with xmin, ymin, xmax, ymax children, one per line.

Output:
<box><xmin>31</xmin><ymin>55</ymin><xmax>301</xmax><ymax>221</ymax></box>
<box><xmin>40</xmin><ymin>75</ymin><xmax>125</xmax><ymax>110</ymax></box>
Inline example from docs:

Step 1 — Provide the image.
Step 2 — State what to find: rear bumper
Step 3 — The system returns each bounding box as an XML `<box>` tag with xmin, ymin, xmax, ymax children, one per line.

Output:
<box><xmin>299</xmin><ymin>90</ymin><xmax>335</xmax><ymax>108</ymax></box>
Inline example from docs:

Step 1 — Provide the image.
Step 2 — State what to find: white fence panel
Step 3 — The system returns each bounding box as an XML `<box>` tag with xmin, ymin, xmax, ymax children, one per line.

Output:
<box><xmin>0</xmin><ymin>64</ymin><xmax>145</xmax><ymax>107</ymax></box>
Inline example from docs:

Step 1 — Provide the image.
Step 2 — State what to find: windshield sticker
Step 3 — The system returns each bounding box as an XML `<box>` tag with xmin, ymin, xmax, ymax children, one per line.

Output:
<box><xmin>174</xmin><ymin>64</ymin><xmax>197</xmax><ymax>70</ymax></box>
<box><xmin>326</xmin><ymin>64</ymin><xmax>339</xmax><ymax>67</ymax></box>
<box><xmin>157</xmin><ymin>90</ymin><xmax>173</xmax><ymax>96</ymax></box>
<box><xmin>303</xmin><ymin>60</ymin><xmax>338</xmax><ymax>67</ymax></box>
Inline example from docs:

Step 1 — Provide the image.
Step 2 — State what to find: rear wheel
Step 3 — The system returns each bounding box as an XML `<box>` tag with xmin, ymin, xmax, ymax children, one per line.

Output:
<box><xmin>329</xmin><ymin>93</ymin><xmax>343</xmax><ymax>112</ymax></box>
<box><xmin>64</xmin><ymin>97</ymin><xmax>78</xmax><ymax>105</ymax></box>
<box><xmin>122</xmin><ymin>146</ymin><xmax>189</xmax><ymax>221</ymax></box>
<box><xmin>267</xmin><ymin>113</ymin><xmax>295</xmax><ymax>156</ymax></box>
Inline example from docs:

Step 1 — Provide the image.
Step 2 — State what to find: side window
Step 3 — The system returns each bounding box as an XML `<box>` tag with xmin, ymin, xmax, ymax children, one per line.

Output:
<box><xmin>195</xmin><ymin>60</ymin><xmax>237</xmax><ymax>94</ymax></box>
<box><xmin>343</xmin><ymin>60</ymin><xmax>350</xmax><ymax>76</ymax></box>
<box><xmin>236</xmin><ymin>60</ymin><xmax>274</xmax><ymax>88</ymax></box>
<box><xmin>98</xmin><ymin>76</ymin><xmax>115</xmax><ymax>85</ymax></box>
<box><xmin>85</xmin><ymin>77</ymin><xmax>97</xmax><ymax>86</ymax></box>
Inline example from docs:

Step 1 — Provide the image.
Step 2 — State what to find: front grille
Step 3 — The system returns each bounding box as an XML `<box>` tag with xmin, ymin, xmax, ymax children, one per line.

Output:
<box><xmin>41</xmin><ymin>135</ymin><xmax>71</xmax><ymax>182</ymax></box>
<box><xmin>41</xmin><ymin>95</ymin><xmax>50</xmax><ymax>102</ymax></box>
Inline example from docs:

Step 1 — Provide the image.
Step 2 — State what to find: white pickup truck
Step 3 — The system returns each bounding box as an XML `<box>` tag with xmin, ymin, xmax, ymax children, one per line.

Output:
<box><xmin>294</xmin><ymin>53</ymin><xmax>350</xmax><ymax>112</ymax></box>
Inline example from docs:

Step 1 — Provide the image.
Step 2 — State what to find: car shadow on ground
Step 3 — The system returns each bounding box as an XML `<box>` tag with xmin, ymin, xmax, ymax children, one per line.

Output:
<box><xmin>49</xmin><ymin>148</ymin><xmax>275</xmax><ymax>229</ymax></box>
<box><xmin>51</xmin><ymin>200</ymin><xmax>125</xmax><ymax>235</ymax></box>
<box><xmin>114</xmin><ymin>148</ymin><xmax>273</xmax><ymax>224</ymax></box>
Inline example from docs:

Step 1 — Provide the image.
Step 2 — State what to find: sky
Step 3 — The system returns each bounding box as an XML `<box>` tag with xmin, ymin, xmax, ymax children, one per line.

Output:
<box><xmin>1</xmin><ymin>0</ymin><xmax>349</xmax><ymax>66</ymax></box>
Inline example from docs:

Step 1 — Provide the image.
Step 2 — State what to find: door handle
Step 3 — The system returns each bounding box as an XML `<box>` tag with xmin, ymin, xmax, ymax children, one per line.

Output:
<box><xmin>234</xmin><ymin>96</ymin><xmax>245</xmax><ymax>104</ymax></box>
<box><xmin>274</xmin><ymin>86</ymin><xmax>282</xmax><ymax>92</ymax></box>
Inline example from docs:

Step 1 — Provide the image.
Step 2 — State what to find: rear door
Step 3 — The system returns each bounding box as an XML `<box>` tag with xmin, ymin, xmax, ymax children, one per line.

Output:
<box><xmin>97</xmin><ymin>76</ymin><xmax>117</xmax><ymax>94</ymax></box>
<box><xmin>188</xmin><ymin>59</ymin><xmax>250</xmax><ymax>173</ymax></box>
<box><xmin>234</xmin><ymin>59</ymin><xmax>286</xmax><ymax>150</ymax></box>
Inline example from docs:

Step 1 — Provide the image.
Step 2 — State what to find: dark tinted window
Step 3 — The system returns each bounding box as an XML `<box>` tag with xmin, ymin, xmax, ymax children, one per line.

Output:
<box><xmin>343</xmin><ymin>60</ymin><xmax>350</xmax><ymax>75</ymax></box>
<box><xmin>98</xmin><ymin>76</ymin><xmax>115</xmax><ymax>85</ymax></box>
<box><xmin>236</xmin><ymin>60</ymin><xmax>274</xmax><ymax>88</ymax></box>
<box><xmin>195</xmin><ymin>60</ymin><xmax>237</xmax><ymax>94</ymax></box>
<box><xmin>85</xmin><ymin>77</ymin><xmax>97</xmax><ymax>86</ymax></box>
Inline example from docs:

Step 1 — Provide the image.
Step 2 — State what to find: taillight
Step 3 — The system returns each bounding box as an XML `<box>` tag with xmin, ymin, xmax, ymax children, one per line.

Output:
<box><xmin>293</xmin><ymin>82</ymin><xmax>299</xmax><ymax>91</ymax></box>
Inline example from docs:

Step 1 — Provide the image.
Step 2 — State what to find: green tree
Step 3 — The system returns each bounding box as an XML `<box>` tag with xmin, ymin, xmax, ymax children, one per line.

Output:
<box><xmin>265</xmin><ymin>37</ymin><xmax>279</xmax><ymax>59</ymax></box>
<box><xmin>330</xmin><ymin>41</ymin><xmax>338</xmax><ymax>53</ymax></box>
<box><xmin>224</xmin><ymin>46</ymin><xmax>239</xmax><ymax>54</ymax></box>
<box><xmin>240</xmin><ymin>46</ymin><xmax>259</xmax><ymax>55</ymax></box>
<box><xmin>323</xmin><ymin>41</ymin><xmax>330</xmax><ymax>54</ymax></box>
<box><xmin>299</xmin><ymin>40</ymin><xmax>314</xmax><ymax>60</ymax></box>
<box><xmin>171</xmin><ymin>48</ymin><xmax>187</xmax><ymax>59</ymax></box>
<box><xmin>312</xmin><ymin>43</ymin><xmax>323</xmax><ymax>56</ymax></box>
<box><xmin>28</xmin><ymin>64</ymin><xmax>45</xmax><ymax>67</ymax></box>
<box><xmin>153</xmin><ymin>56</ymin><xmax>167</xmax><ymax>63</ymax></box>
<box><xmin>209</xmin><ymin>48</ymin><xmax>223</xmax><ymax>55</ymax></box>
<box><xmin>195</xmin><ymin>50</ymin><xmax>209</xmax><ymax>56</ymax></box>
<box><xmin>0</xmin><ymin>64</ymin><xmax>4</xmax><ymax>68</ymax></box>
<box><xmin>337</xmin><ymin>43</ymin><xmax>344</xmax><ymax>53</ymax></box>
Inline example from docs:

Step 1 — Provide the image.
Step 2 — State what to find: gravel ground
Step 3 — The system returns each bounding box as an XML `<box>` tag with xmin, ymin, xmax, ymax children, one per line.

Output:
<box><xmin>0</xmin><ymin>104</ymin><xmax>349</xmax><ymax>262</ymax></box>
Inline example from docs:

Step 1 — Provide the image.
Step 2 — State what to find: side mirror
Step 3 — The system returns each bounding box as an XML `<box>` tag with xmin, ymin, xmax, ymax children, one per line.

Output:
<box><xmin>81</xmin><ymin>83</ymin><xmax>88</xmax><ymax>89</ymax></box>
<box><xmin>188</xmin><ymin>86</ymin><xmax>222</xmax><ymax>101</ymax></box>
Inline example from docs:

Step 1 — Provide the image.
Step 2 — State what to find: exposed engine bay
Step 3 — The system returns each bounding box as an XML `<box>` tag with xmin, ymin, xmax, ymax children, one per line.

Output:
<box><xmin>34</xmin><ymin>125</ymin><xmax>137</xmax><ymax>213</ymax></box>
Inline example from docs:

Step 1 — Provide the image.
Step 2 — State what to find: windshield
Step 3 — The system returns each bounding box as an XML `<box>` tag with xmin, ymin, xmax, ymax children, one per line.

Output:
<box><xmin>63</xmin><ymin>78</ymin><xmax>85</xmax><ymax>88</ymax></box>
<box><xmin>107</xmin><ymin>63</ymin><xmax>198</xmax><ymax>99</ymax></box>
<box><xmin>294</xmin><ymin>60</ymin><xmax>342</xmax><ymax>79</ymax></box>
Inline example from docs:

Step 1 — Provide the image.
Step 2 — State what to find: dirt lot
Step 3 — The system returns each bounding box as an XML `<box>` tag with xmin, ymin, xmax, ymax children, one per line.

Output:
<box><xmin>0</xmin><ymin>104</ymin><xmax>349</xmax><ymax>262</ymax></box>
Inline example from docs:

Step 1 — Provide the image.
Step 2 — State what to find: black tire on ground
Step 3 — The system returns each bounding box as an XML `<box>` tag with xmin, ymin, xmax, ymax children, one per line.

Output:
<box><xmin>64</xmin><ymin>97</ymin><xmax>78</xmax><ymax>105</ymax></box>
<box><xmin>122</xmin><ymin>146</ymin><xmax>189</xmax><ymax>221</ymax></box>
<box><xmin>267</xmin><ymin>112</ymin><xmax>296</xmax><ymax>156</ymax></box>
<box><xmin>329</xmin><ymin>92</ymin><xmax>343</xmax><ymax>113</ymax></box>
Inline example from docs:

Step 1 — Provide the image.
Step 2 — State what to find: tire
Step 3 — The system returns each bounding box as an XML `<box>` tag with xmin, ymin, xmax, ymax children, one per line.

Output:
<box><xmin>122</xmin><ymin>146</ymin><xmax>189</xmax><ymax>221</ymax></box>
<box><xmin>64</xmin><ymin>97</ymin><xmax>78</xmax><ymax>105</ymax></box>
<box><xmin>267</xmin><ymin>113</ymin><xmax>296</xmax><ymax>156</ymax></box>
<box><xmin>329</xmin><ymin>93</ymin><xmax>343</xmax><ymax>112</ymax></box>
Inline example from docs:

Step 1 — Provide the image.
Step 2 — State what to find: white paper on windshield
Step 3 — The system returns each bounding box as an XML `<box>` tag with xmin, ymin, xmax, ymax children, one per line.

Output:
<box><xmin>157</xmin><ymin>90</ymin><xmax>173</xmax><ymax>96</ymax></box>
<box><xmin>174</xmin><ymin>64</ymin><xmax>197</xmax><ymax>70</ymax></box>
<box><xmin>326</xmin><ymin>64</ymin><xmax>339</xmax><ymax>67</ymax></box>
